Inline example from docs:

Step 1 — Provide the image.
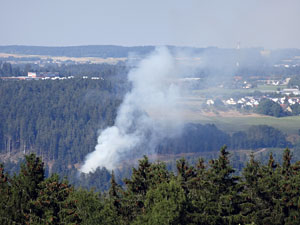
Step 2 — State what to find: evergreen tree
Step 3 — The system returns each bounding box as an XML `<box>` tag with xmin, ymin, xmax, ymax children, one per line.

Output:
<box><xmin>3</xmin><ymin>146</ymin><xmax>300</xmax><ymax>224</ymax></box>
<box><xmin>121</xmin><ymin>156</ymin><xmax>170</xmax><ymax>223</ymax></box>
<box><xmin>260</xmin><ymin>153</ymin><xmax>283</xmax><ymax>224</ymax></box>
<box><xmin>107</xmin><ymin>171</ymin><xmax>124</xmax><ymax>222</ymax></box>
<box><xmin>280</xmin><ymin>149</ymin><xmax>300</xmax><ymax>224</ymax></box>
<box><xmin>30</xmin><ymin>174</ymin><xmax>81</xmax><ymax>224</ymax></box>
<box><xmin>176</xmin><ymin>158</ymin><xmax>196</xmax><ymax>196</ymax></box>
<box><xmin>240</xmin><ymin>153</ymin><xmax>262</xmax><ymax>224</ymax></box>
<box><xmin>70</xmin><ymin>188</ymin><xmax>104</xmax><ymax>225</ymax></box>
<box><xmin>133</xmin><ymin>179</ymin><xmax>187</xmax><ymax>225</ymax></box>
<box><xmin>0</xmin><ymin>163</ymin><xmax>11</xmax><ymax>224</ymax></box>
<box><xmin>8</xmin><ymin>154</ymin><xmax>45</xmax><ymax>224</ymax></box>
<box><xmin>199</xmin><ymin>146</ymin><xmax>242</xmax><ymax>224</ymax></box>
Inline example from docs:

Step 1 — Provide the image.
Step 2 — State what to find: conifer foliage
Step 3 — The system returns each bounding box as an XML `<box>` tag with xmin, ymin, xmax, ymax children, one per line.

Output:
<box><xmin>0</xmin><ymin>154</ymin><xmax>81</xmax><ymax>224</ymax></box>
<box><xmin>1</xmin><ymin>148</ymin><xmax>300</xmax><ymax>224</ymax></box>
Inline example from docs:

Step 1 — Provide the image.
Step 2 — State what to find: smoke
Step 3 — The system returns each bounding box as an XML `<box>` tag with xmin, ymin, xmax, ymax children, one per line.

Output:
<box><xmin>80</xmin><ymin>46</ymin><xmax>273</xmax><ymax>173</ymax></box>
<box><xmin>80</xmin><ymin>47</ymin><xmax>183</xmax><ymax>173</ymax></box>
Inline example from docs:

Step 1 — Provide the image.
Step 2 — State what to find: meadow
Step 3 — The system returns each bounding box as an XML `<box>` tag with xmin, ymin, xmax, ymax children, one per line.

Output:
<box><xmin>191</xmin><ymin>115</ymin><xmax>300</xmax><ymax>135</ymax></box>
<box><xmin>180</xmin><ymin>85</ymin><xmax>299</xmax><ymax>136</ymax></box>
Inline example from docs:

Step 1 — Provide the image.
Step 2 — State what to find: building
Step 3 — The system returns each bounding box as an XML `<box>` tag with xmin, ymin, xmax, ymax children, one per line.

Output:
<box><xmin>282</xmin><ymin>88</ymin><xmax>300</xmax><ymax>96</ymax></box>
<box><xmin>28</xmin><ymin>72</ymin><xmax>37</xmax><ymax>78</ymax></box>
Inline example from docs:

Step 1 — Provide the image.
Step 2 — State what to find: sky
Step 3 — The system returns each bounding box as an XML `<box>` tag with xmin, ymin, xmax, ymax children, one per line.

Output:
<box><xmin>1</xmin><ymin>0</ymin><xmax>300</xmax><ymax>49</ymax></box>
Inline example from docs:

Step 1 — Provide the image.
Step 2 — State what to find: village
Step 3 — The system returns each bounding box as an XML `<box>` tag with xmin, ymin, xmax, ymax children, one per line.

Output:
<box><xmin>0</xmin><ymin>71</ymin><xmax>104</xmax><ymax>81</ymax></box>
<box><xmin>205</xmin><ymin>84</ymin><xmax>300</xmax><ymax>114</ymax></box>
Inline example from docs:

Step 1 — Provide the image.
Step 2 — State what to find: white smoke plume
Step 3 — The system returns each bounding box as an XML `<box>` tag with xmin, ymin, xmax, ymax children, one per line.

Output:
<box><xmin>80</xmin><ymin>47</ymin><xmax>183</xmax><ymax>173</ymax></box>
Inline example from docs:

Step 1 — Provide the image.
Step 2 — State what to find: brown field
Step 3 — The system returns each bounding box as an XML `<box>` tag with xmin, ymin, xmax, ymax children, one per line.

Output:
<box><xmin>199</xmin><ymin>110</ymin><xmax>267</xmax><ymax>118</ymax></box>
<box><xmin>0</xmin><ymin>52</ymin><xmax>126</xmax><ymax>64</ymax></box>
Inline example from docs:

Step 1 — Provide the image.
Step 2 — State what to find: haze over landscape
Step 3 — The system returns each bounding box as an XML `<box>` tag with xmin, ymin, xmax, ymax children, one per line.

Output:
<box><xmin>1</xmin><ymin>1</ymin><xmax>300</xmax><ymax>224</ymax></box>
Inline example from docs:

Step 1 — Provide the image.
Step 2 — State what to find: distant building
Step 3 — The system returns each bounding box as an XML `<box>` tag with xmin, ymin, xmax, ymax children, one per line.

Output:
<box><xmin>206</xmin><ymin>99</ymin><xmax>214</xmax><ymax>105</ymax></box>
<box><xmin>28</xmin><ymin>72</ymin><xmax>37</xmax><ymax>78</ymax></box>
<box><xmin>225</xmin><ymin>98</ymin><xmax>236</xmax><ymax>105</ymax></box>
<box><xmin>28</xmin><ymin>72</ymin><xmax>59</xmax><ymax>78</ymax></box>
<box><xmin>282</xmin><ymin>88</ymin><xmax>300</xmax><ymax>96</ymax></box>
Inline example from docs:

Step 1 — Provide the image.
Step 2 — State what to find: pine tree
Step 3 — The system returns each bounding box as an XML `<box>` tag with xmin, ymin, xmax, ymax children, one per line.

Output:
<box><xmin>200</xmin><ymin>146</ymin><xmax>242</xmax><ymax>224</ymax></box>
<box><xmin>243</xmin><ymin>153</ymin><xmax>283</xmax><ymax>225</ymax></box>
<box><xmin>176</xmin><ymin>158</ymin><xmax>196</xmax><ymax>195</ymax></box>
<box><xmin>70</xmin><ymin>188</ymin><xmax>105</xmax><ymax>225</ymax></box>
<box><xmin>108</xmin><ymin>171</ymin><xmax>124</xmax><ymax>217</ymax></box>
<box><xmin>30</xmin><ymin>174</ymin><xmax>81</xmax><ymax>224</ymax></box>
<box><xmin>121</xmin><ymin>156</ymin><xmax>170</xmax><ymax>223</ymax></box>
<box><xmin>133</xmin><ymin>178</ymin><xmax>187</xmax><ymax>225</ymax></box>
<box><xmin>241</xmin><ymin>153</ymin><xmax>263</xmax><ymax>224</ymax></box>
<box><xmin>260</xmin><ymin>153</ymin><xmax>283</xmax><ymax>224</ymax></box>
<box><xmin>280</xmin><ymin>148</ymin><xmax>300</xmax><ymax>224</ymax></box>
<box><xmin>0</xmin><ymin>163</ymin><xmax>11</xmax><ymax>224</ymax></box>
<box><xmin>124</xmin><ymin>156</ymin><xmax>152</xmax><ymax>196</ymax></box>
<box><xmin>9</xmin><ymin>153</ymin><xmax>45</xmax><ymax>224</ymax></box>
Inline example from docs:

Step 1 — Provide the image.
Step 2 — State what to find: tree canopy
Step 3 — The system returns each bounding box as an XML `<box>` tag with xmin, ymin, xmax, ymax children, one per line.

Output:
<box><xmin>1</xmin><ymin>148</ymin><xmax>300</xmax><ymax>224</ymax></box>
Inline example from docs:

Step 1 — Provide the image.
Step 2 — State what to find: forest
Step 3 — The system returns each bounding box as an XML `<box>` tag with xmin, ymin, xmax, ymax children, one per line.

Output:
<box><xmin>0</xmin><ymin>75</ymin><xmax>293</xmax><ymax>190</ymax></box>
<box><xmin>1</xmin><ymin>147</ymin><xmax>300</xmax><ymax>224</ymax></box>
<box><xmin>0</xmin><ymin>60</ymin><xmax>129</xmax><ymax>78</ymax></box>
<box><xmin>0</xmin><ymin>55</ymin><xmax>299</xmax><ymax>224</ymax></box>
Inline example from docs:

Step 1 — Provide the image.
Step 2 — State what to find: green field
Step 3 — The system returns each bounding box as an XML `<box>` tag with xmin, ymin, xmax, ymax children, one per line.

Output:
<box><xmin>179</xmin><ymin>84</ymin><xmax>299</xmax><ymax>135</ymax></box>
<box><xmin>187</xmin><ymin>114</ymin><xmax>300</xmax><ymax>135</ymax></box>
<box><xmin>191</xmin><ymin>84</ymin><xmax>287</xmax><ymax>98</ymax></box>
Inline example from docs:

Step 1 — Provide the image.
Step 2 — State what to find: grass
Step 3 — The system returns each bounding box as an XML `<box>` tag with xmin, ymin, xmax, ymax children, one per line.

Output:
<box><xmin>255</xmin><ymin>84</ymin><xmax>285</xmax><ymax>92</ymax></box>
<box><xmin>187</xmin><ymin>115</ymin><xmax>300</xmax><ymax>135</ymax></box>
<box><xmin>179</xmin><ymin>84</ymin><xmax>297</xmax><ymax>135</ymax></box>
<box><xmin>191</xmin><ymin>84</ymin><xmax>287</xmax><ymax>98</ymax></box>
<box><xmin>192</xmin><ymin>87</ymin><xmax>254</xmax><ymax>97</ymax></box>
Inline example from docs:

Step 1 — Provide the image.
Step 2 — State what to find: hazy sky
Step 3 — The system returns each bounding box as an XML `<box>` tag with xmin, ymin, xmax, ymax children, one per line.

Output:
<box><xmin>1</xmin><ymin>0</ymin><xmax>299</xmax><ymax>49</ymax></box>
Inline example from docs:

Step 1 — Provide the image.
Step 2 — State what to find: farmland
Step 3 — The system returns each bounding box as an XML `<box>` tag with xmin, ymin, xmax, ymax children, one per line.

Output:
<box><xmin>177</xmin><ymin>86</ymin><xmax>300</xmax><ymax>135</ymax></box>
<box><xmin>190</xmin><ymin>113</ymin><xmax>300</xmax><ymax>135</ymax></box>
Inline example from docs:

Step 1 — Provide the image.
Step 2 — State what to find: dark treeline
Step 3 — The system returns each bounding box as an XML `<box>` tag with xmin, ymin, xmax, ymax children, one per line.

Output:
<box><xmin>255</xmin><ymin>98</ymin><xmax>288</xmax><ymax>117</ymax></box>
<box><xmin>158</xmin><ymin>123</ymin><xmax>290</xmax><ymax>154</ymax></box>
<box><xmin>0</xmin><ymin>61</ymin><xmax>25</xmax><ymax>77</ymax></box>
<box><xmin>0</xmin><ymin>60</ymin><xmax>129</xmax><ymax>79</ymax></box>
<box><xmin>1</xmin><ymin>148</ymin><xmax>300</xmax><ymax>224</ymax></box>
<box><xmin>255</xmin><ymin>98</ymin><xmax>300</xmax><ymax>117</ymax></box>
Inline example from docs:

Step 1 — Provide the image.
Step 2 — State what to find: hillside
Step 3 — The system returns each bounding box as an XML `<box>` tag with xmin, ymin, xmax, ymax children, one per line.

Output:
<box><xmin>1</xmin><ymin>46</ymin><xmax>300</xmax><ymax>190</ymax></box>
<box><xmin>0</xmin><ymin>77</ymin><xmax>298</xmax><ymax>189</ymax></box>
<box><xmin>0</xmin><ymin>45</ymin><xmax>155</xmax><ymax>58</ymax></box>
